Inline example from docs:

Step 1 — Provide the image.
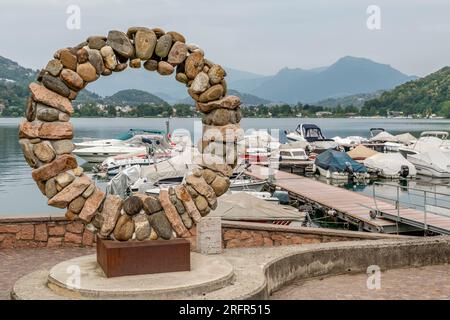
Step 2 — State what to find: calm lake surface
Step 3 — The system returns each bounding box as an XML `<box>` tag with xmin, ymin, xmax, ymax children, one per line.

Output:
<box><xmin>1</xmin><ymin>117</ymin><xmax>449</xmax><ymax>216</ymax></box>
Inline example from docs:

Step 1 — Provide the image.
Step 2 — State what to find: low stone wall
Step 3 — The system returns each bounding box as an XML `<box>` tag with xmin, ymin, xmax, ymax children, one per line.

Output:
<box><xmin>221</xmin><ymin>220</ymin><xmax>406</xmax><ymax>249</ymax></box>
<box><xmin>263</xmin><ymin>237</ymin><xmax>450</xmax><ymax>297</ymax></box>
<box><xmin>0</xmin><ymin>216</ymin><xmax>95</xmax><ymax>249</ymax></box>
<box><xmin>0</xmin><ymin>216</ymin><xmax>406</xmax><ymax>249</ymax></box>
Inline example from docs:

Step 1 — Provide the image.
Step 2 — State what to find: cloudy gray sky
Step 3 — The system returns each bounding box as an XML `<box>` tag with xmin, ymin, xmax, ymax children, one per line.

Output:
<box><xmin>1</xmin><ymin>0</ymin><xmax>449</xmax><ymax>76</ymax></box>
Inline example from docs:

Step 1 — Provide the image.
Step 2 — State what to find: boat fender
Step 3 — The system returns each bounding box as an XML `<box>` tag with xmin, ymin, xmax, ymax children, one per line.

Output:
<box><xmin>369</xmin><ymin>209</ymin><xmax>378</xmax><ymax>219</ymax></box>
<box><xmin>327</xmin><ymin>209</ymin><xmax>337</xmax><ymax>217</ymax></box>
<box><xmin>400</xmin><ymin>165</ymin><xmax>409</xmax><ymax>178</ymax></box>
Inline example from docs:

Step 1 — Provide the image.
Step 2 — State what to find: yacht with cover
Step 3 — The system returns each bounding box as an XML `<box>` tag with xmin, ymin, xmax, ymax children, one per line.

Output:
<box><xmin>398</xmin><ymin>133</ymin><xmax>450</xmax><ymax>178</ymax></box>
<box><xmin>363</xmin><ymin>153</ymin><xmax>417</xmax><ymax>179</ymax></box>
<box><xmin>314</xmin><ymin>149</ymin><xmax>369</xmax><ymax>180</ymax></box>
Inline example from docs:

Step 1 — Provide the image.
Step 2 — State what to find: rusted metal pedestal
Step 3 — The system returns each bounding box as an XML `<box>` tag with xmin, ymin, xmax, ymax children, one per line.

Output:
<box><xmin>96</xmin><ymin>237</ymin><xmax>191</xmax><ymax>278</ymax></box>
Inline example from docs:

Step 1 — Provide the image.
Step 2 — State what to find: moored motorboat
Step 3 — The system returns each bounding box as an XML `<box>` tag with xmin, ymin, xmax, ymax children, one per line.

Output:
<box><xmin>363</xmin><ymin>153</ymin><xmax>417</xmax><ymax>179</ymax></box>
<box><xmin>74</xmin><ymin>134</ymin><xmax>173</xmax><ymax>163</ymax></box>
<box><xmin>271</xmin><ymin>142</ymin><xmax>309</xmax><ymax>162</ymax></box>
<box><xmin>314</xmin><ymin>149</ymin><xmax>369</xmax><ymax>180</ymax></box>
<box><xmin>285</xmin><ymin>124</ymin><xmax>339</xmax><ymax>153</ymax></box>
<box><xmin>333</xmin><ymin>136</ymin><xmax>368</xmax><ymax>150</ymax></box>
<box><xmin>74</xmin><ymin>145</ymin><xmax>147</xmax><ymax>163</ymax></box>
<box><xmin>74</xmin><ymin>129</ymin><xmax>167</xmax><ymax>148</ymax></box>
<box><xmin>397</xmin><ymin>133</ymin><xmax>450</xmax><ymax>178</ymax></box>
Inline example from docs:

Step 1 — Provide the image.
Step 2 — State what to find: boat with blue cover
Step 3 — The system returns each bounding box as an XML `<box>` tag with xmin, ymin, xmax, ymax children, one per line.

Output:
<box><xmin>314</xmin><ymin>149</ymin><xmax>369</xmax><ymax>180</ymax></box>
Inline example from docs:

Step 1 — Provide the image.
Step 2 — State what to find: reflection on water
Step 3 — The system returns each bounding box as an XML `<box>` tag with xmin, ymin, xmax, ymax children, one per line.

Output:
<box><xmin>1</xmin><ymin>117</ymin><xmax>449</xmax><ymax>216</ymax></box>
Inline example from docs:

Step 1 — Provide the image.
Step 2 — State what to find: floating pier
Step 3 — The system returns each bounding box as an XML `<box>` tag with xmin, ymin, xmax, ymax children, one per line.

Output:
<box><xmin>246</xmin><ymin>165</ymin><xmax>450</xmax><ymax>235</ymax></box>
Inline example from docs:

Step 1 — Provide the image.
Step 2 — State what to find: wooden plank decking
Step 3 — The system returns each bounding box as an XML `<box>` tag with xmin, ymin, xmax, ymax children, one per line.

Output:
<box><xmin>246</xmin><ymin>165</ymin><xmax>450</xmax><ymax>235</ymax></box>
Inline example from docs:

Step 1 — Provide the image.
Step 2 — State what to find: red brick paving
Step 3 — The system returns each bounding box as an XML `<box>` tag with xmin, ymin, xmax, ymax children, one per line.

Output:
<box><xmin>0</xmin><ymin>247</ymin><xmax>94</xmax><ymax>300</ymax></box>
<box><xmin>272</xmin><ymin>264</ymin><xmax>450</xmax><ymax>300</ymax></box>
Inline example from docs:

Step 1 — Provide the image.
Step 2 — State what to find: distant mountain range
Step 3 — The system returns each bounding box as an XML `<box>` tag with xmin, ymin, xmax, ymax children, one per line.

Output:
<box><xmin>85</xmin><ymin>56</ymin><xmax>416</xmax><ymax>104</ymax></box>
<box><xmin>0</xmin><ymin>54</ymin><xmax>428</xmax><ymax>117</ymax></box>
<box><xmin>230</xmin><ymin>56</ymin><xmax>417</xmax><ymax>104</ymax></box>
<box><xmin>86</xmin><ymin>66</ymin><xmax>268</xmax><ymax>102</ymax></box>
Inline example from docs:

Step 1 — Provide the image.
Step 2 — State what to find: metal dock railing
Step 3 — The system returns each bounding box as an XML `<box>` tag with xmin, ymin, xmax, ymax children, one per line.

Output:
<box><xmin>245</xmin><ymin>165</ymin><xmax>450</xmax><ymax>235</ymax></box>
<box><xmin>372</xmin><ymin>182</ymin><xmax>450</xmax><ymax>235</ymax></box>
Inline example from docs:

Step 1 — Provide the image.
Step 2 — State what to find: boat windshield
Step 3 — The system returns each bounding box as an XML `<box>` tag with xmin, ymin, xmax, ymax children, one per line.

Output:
<box><xmin>300</xmin><ymin>125</ymin><xmax>326</xmax><ymax>142</ymax></box>
<box><xmin>116</xmin><ymin>132</ymin><xmax>134</xmax><ymax>140</ymax></box>
<box><xmin>115</xmin><ymin>129</ymin><xmax>167</xmax><ymax>141</ymax></box>
<box><xmin>369</xmin><ymin>128</ymin><xmax>385</xmax><ymax>138</ymax></box>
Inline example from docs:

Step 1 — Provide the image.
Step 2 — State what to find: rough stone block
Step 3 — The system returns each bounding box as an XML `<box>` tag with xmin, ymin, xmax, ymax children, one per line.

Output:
<box><xmin>197</xmin><ymin>216</ymin><xmax>222</xmax><ymax>254</ymax></box>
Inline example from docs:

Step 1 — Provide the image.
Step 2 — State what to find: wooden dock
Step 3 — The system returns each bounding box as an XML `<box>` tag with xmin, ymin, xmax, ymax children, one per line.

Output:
<box><xmin>246</xmin><ymin>165</ymin><xmax>450</xmax><ymax>235</ymax></box>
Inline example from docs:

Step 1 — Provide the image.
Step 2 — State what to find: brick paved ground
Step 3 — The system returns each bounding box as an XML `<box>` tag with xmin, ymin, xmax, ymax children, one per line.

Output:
<box><xmin>0</xmin><ymin>247</ymin><xmax>95</xmax><ymax>300</ymax></box>
<box><xmin>272</xmin><ymin>264</ymin><xmax>450</xmax><ymax>300</ymax></box>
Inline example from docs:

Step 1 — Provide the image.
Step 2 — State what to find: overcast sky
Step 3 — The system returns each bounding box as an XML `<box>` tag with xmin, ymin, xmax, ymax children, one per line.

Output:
<box><xmin>1</xmin><ymin>0</ymin><xmax>449</xmax><ymax>77</ymax></box>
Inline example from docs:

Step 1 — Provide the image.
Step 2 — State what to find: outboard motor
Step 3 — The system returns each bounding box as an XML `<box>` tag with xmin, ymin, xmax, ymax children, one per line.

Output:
<box><xmin>400</xmin><ymin>165</ymin><xmax>409</xmax><ymax>178</ymax></box>
<box><xmin>344</xmin><ymin>161</ymin><xmax>354</xmax><ymax>180</ymax></box>
<box><xmin>142</xmin><ymin>137</ymin><xmax>153</xmax><ymax>145</ymax></box>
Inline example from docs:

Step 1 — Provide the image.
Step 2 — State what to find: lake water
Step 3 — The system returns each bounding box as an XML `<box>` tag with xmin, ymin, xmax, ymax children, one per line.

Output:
<box><xmin>1</xmin><ymin>117</ymin><xmax>449</xmax><ymax>216</ymax></box>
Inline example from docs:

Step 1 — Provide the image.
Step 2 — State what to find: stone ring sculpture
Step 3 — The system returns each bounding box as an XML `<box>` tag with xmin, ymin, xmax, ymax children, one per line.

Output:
<box><xmin>18</xmin><ymin>27</ymin><xmax>243</xmax><ymax>242</ymax></box>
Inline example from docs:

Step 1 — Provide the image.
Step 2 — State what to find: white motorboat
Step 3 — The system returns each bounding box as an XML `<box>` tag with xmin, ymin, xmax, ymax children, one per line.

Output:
<box><xmin>333</xmin><ymin>136</ymin><xmax>368</xmax><ymax>149</ymax></box>
<box><xmin>100</xmin><ymin>150</ymin><xmax>173</xmax><ymax>176</ymax></box>
<box><xmin>239</xmin><ymin>130</ymin><xmax>281</xmax><ymax>164</ymax></box>
<box><xmin>74</xmin><ymin>134</ymin><xmax>173</xmax><ymax>163</ymax></box>
<box><xmin>398</xmin><ymin>135</ymin><xmax>450</xmax><ymax>178</ymax></box>
<box><xmin>74</xmin><ymin>145</ymin><xmax>147</xmax><ymax>163</ymax></box>
<box><xmin>363</xmin><ymin>153</ymin><xmax>417</xmax><ymax>179</ymax></box>
<box><xmin>407</xmin><ymin>151</ymin><xmax>450</xmax><ymax>178</ymax></box>
<box><xmin>271</xmin><ymin>142</ymin><xmax>309</xmax><ymax>162</ymax></box>
<box><xmin>285</xmin><ymin>124</ymin><xmax>339</xmax><ymax>153</ymax></box>
<box><xmin>74</xmin><ymin>129</ymin><xmax>168</xmax><ymax>148</ymax></box>
<box><xmin>369</xmin><ymin>129</ymin><xmax>405</xmax><ymax>152</ymax></box>
<box><xmin>419</xmin><ymin>131</ymin><xmax>450</xmax><ymax>151</ymax></box>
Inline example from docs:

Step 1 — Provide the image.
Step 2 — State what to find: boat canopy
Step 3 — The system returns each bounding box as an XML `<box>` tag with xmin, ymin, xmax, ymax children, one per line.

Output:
<box><xmin>116</xmin><ymin>129</ymin><xmax>166</xmax><ymax>141</ymax></box>
<box><xmin>315</xmin><ymin>149</ymin><xmax>367</xmax><ymax>173</ymax></box>
<box><xmin>209</xmin><ymin>192</ymin><xmax>305</xmax><ymax>222</ymax></box>
<box><xmin>369</xmin><ymin>131</ymin><xmax>399</xmax><ymax>142</ymax></box>
<box><xmin>297</xmin><ymin>124</ymin><xmax>328</xmax><ymax>142</ymax></box>
<box><xmin>364</xmin><ymin>153</ymin><xmax>417</xmax><ymax>176</ymax></box>
<box><xmin>347</xmin><ymin>145</ymin><xmax>379</xmax><ymax>160</ymax></box>
<box><xmin>395</xmin><ymin>132</ymin><xmax>417</xmax><ymax>144</ymax></box>
<box><xmin>413</xmin><ymin>136</ymin><xmax>448</xmax><ymax>152</ymax></box>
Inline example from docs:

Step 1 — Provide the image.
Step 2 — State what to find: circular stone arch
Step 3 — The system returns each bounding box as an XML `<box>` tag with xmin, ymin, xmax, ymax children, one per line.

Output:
<box><xmin>18</xmin><ymin>27</ymin><xmax>243</xmax><ymax>242</ymax></box>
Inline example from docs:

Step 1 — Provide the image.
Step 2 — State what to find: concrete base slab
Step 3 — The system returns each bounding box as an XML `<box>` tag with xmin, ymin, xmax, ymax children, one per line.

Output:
<box><xmin>46</xmin><ymin>253</ymin><xmax>234</xmax><ymax>299</ymax></box>
<box><xmin>12</xmin><ymin>237</ymin><xmax>450</xmax><ymax>300</ymax></box>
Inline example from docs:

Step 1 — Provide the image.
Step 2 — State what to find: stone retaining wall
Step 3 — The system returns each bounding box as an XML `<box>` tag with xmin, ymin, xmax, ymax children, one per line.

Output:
<box><xmin>221</xmin><ymin>221</ymin><xmax>406</xmax><ymax>249</ymax></box>
<box><xmin>0</xmin><ymin>216</ymin><xmax>405</xmax><ymax>249</ymax></box>
<box><xmin>0</xmin><ymin>216</ymin><xmax>95</xmax><ymax>249</ymax></box>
